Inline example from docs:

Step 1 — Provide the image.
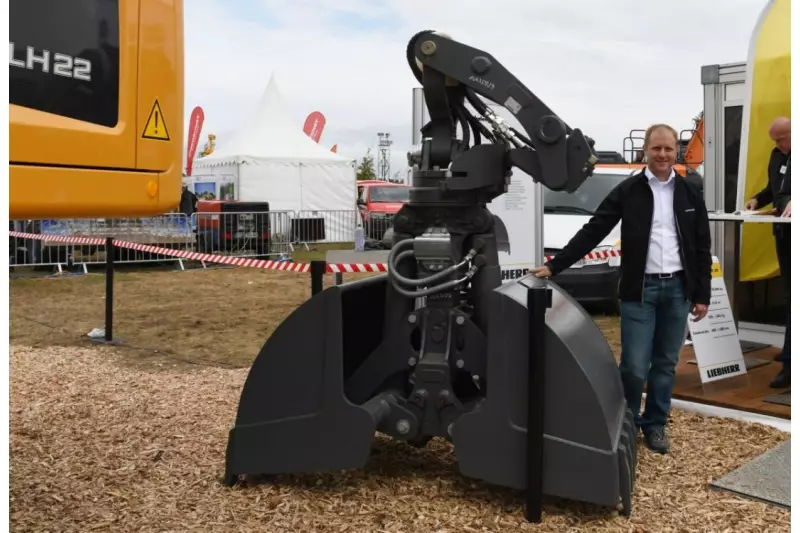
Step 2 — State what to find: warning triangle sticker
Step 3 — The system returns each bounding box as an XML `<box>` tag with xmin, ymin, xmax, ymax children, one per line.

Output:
<box><xmin>142</xmin><ymin>99</ymin><xmax>170</xmax><ymax>141</ymax></box>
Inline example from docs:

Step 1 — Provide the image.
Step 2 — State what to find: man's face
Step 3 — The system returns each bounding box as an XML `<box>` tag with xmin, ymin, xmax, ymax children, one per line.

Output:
<box><xmin>770</xmin><ymin>127</ymin><xmax>791</xmax><ymax>155</ymax></box>
<box><xmin>645</xmin><ymin>128</ymin><xmax>677</xmax><ymax>175</ymax></box>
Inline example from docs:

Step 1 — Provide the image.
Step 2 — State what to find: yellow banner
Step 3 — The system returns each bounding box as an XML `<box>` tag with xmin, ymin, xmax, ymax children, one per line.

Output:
<box><xmin>740</xmin><ymin>0</ymin><xmax>791</xmax><ymax>282</ymax></box>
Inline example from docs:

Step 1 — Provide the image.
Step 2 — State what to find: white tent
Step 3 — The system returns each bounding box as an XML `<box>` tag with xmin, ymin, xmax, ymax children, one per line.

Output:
<box><xmin>192</xmin><ymin>74</ymin><xmax>358</xmax><ymax>243</ymax></box>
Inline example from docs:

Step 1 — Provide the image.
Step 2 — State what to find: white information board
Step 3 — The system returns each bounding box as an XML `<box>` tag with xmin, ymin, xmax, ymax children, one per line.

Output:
<box><xmin>687</xmin><ymin>256</ymin><xmax>747</xmax><ymax>383</ymax></box>
<box><xmin>484</xmin><ymin>103</ymin><xmax>536</xmax><ymax>283</ymax></box>
<box><xmin>411</xmin><ymin>89</ymin><xmax>536</xmax><ymax>282</ymax></box>
<box><xmin>487</xmin><ymin>171</ymin><xmax>536</xmax><ymax>283</ymax></box>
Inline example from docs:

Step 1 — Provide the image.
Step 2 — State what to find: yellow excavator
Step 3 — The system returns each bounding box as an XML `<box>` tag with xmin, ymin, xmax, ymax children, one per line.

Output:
<box><xmin>9</xmin><ymin>0</ymin><xmax>185</xmax><ymax>220</ymax></box>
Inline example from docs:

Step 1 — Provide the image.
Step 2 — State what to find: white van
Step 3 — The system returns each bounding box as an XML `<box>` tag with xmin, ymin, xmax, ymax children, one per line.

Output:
<box><xmin>544</xmin><ymin>167</ymin><xmax>635</xmax><ymax>313</ymax></box>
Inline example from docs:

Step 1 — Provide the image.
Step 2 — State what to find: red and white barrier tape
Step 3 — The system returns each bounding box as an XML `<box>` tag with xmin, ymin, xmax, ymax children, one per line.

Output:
<box><xmin>9</xmin><ymin>230</ymin><xmax>621</xmax><ymax>274</ymax></box>
<box><xmin>326</xmin><ymin>263</ymin><xmax>388</xmax><ymax>273</ymax></box>
<box><xmin>572</xmin><ymin>248</ymin><xmax>622</xmax><ymax>261</ymax></box>
<box><xmin>8</xmin><ymin>230</ymin><xmax>312</xmax><ymax>273</ymax></box>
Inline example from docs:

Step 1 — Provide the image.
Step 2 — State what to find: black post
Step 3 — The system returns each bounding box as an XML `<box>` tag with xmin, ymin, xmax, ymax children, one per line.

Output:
<box><xmin>525</xmin><ymin>283</ymin><xmax>552</xmax><ymax>523</ymax></box>
<box><xmin>105</xmin><ymin>237</ymin><xmax>115</xmax><ymax>342</ymax></box>
<box><xmin>310</xmin><ymin>260</ymin><xmax>326</xmax><ymax>296</ymax></box>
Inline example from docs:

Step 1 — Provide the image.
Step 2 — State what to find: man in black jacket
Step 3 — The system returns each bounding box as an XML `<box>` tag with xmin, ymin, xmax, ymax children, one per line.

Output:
<box><xmin>530</xmin><ymin>124</ymin><xmax>712</xmax><ymax>454</ymax></box>
<box><xmin>744</xmin><ymin>116</ymin><xmax>791</xmax><ymax>388</ymax></box>
<box><xmin>179</xmin><ymin>184</ymin><xmax>198</xmax><ymax>216</ymax></box>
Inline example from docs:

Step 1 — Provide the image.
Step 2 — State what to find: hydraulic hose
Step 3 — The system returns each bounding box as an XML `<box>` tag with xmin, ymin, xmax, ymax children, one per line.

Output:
<box><xmin>388</xmin><ymin>239</ymin><xmax>477</xmax><ymax>285</ymax></box>
<box><xmin>390</xmin><ymin>266</ymin><xmax>478</xmax><ymax>299</ymax></box>
<box><xmin>386</xmin><ymin>238</ymin><xmax>415</xmax><ymax>274</ymax></box>
<box><xmin>387</xmin><ymin>237</ymin><xmax>479</xmax><ymax>298</ymax></box>
<box><xmin>390</xmin><ymin>249</ymin><xmax>467</xmax><ymax>288</ymax></box>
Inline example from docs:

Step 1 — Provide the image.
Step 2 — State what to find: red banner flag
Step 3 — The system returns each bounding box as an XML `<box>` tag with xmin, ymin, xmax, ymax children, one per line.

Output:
<box><xmin>303</xmin><ymin>111</ymin><xmax>326</xmax><ymax>143</ymax></box>
<box><xmin>186</xmin><ymin>106</ymin><xmax>205</xmax><ymax>176</ymax></box>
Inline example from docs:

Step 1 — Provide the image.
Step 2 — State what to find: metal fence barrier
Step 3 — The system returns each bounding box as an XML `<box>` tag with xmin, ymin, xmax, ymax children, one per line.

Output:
<box><xmin>9</xmin><ymin>209</ymin><xmax>394</xmax><ymax>271</ymax></box>
<box><xmin>70</xmin><ymin>214</ymin><xmax>195</xmax><ymax>269</ymax></box>
<box><xmin>361</xmin><ymin>213</ymin><xmax>395</xmax><ymax>247</ymax></box>
<box><xmin>9</xmin><ymin>220</ymin><xmax>73</xmax><ymax>272</ymax></box>
<box><xmin>10</xmin><ymin>215</ymin><xmax>195</xmax><ymax>272</ymax></box>
<box><xmin>191</xmin><ymin>211</ymin><xmax>293</xmax><ymax>259</ymax></box>
<box><xmin>291</xmin><ymin>209</ymin><xmax>360</xmax><ymax>248</ymax></box>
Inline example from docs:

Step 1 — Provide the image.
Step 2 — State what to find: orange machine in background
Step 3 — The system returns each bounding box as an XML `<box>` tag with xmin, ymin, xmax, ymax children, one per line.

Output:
<box><xmin>681</xmin><ymin>112</ymin><xmax>705</xmax><ymax>169</ymax></box>
<box><xmin>618</xmin><ymin>112</ymin><xmax>705</xmax><ymax>169</ymax></box>
<box><xmin>593</xmin><ymin>113</ymin><xmax>705</xmax><ymax>190</ymax></box>
<box><xmin>9</xmin><ymin>0</ymin><xmax>185</xmax><ymax>220</ymax></box>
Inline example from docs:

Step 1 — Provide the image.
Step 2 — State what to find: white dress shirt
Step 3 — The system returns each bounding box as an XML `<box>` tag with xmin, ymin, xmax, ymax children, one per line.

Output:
<box><xmin>644</xmin><ymin>167</ymin><xmax>683</xmax><ymax>274</ymax></box>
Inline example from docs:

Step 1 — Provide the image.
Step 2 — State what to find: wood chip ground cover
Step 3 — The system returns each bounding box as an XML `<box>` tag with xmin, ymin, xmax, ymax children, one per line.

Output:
<box><xmin>9</xmin><ymin>267</ymin><xmax>791</xmax><ymax>532</ymax></box>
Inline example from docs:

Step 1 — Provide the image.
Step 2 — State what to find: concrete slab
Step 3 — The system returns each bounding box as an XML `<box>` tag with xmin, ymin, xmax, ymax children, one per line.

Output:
<box><xmin>709</xmin><ymin>438</ymin><xmax>791</xmax><ymax>509</ymax></box>
<box><xmin>763</xmin><ymin>390</ymin><xmax>792</xmax><ymax>407</ymax></box>
<box><xmin>741</xmin><ymin>340</ymin><xmax>771</xmax><ymax>354</ymax></box>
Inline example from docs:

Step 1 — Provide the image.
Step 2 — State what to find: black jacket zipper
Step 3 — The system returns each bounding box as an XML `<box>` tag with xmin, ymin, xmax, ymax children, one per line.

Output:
<box><xmin>674</xmin><ymin>212</ymin><xmax>687</xmax><ymax>281</ymax></box>
<box><xmin>642</xmin><ymin>185</ymin><xmax>654</xmax><ymax>303</ymax></box>
<box><xmin>673</xmin><ymin>183</ymin><xmax>688</xmax><ymax>299</ymax></box>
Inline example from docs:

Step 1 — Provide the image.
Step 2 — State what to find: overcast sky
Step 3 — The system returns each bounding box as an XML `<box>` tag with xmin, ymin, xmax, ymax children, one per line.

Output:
<box><xmin>184</xmin><ymin>0</ymin><xmax>768</xmax><ymax>177</ymax></box>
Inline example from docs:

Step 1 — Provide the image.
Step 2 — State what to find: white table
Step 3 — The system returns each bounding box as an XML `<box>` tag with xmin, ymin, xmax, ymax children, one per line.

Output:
<box><xmin>707</xmin><ymin>211</ymin><xmax>791</xmax><ymax>224</ymax></box>
<box><xmin>706</xmin><ymin>211</ymin><xmax>790</xmax><ymax>363</ymax></box>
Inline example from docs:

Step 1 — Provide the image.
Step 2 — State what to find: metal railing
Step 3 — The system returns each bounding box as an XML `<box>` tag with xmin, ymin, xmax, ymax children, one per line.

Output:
<box><xmin>291</xmin><ymin>209</ymin><xmax>359</xmax><ymax>247</ymax></box>
<box><xmin>9</xmin><ymin>220</ymin><xmax>73</xmax><ymax>271</ymax></box>
<box><xmin>191</xmin><ymin>211</ymin><xmax>293</xmax><ymax>259</ymax></box>
<box><xmin>9</xmin><ymin>208</ymin><xmax>400</xmax><ymax>271</ymax></box>
<box><xmin>70</xmin><ymin>214</ymin><xmax>195</xmax><ymax>269</ymax></box>
<box><xmin>361</xmin><ymin>211</ymin><xmax>395</xmax><ymax>246</ymax></box>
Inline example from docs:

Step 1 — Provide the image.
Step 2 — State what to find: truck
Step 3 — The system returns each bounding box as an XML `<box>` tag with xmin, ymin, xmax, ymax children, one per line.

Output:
<box><xmin>356</xmin><ymin>179</ymin><xmax>410</xmax><ymax>243</ymax></box>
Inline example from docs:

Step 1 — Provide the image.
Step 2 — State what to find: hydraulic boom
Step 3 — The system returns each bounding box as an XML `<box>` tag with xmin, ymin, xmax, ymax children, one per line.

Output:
<box><xmin>405</xmin><ymin>30</ymin><xmax>597</xmax><ymax>195</ymax></box>
<box><xmin>223</xmin><ymin>30</ymin><xmax>637</xmax><ymax>517</ymax></box>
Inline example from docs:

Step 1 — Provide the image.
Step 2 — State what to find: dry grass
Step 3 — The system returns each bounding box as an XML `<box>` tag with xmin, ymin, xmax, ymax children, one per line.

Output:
<box><xmin>10</xmin><ymin>267</ymin><xmax>371</xmax><ymax>369</ymax></box>
<box><xmin>10</xmin><ymin>267</ymin><xmax>622</xmax><ymax>370</ymax></box>
<box><xmin>9</xmin><ymin>267</ymin><xmax>791</xmax><ymax>532</ymax></box>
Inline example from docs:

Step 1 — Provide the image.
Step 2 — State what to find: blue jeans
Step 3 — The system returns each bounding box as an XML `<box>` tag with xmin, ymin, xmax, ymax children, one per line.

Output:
<box><xmin>619</xmin><ymin>276</ymin><xmax>691</xmax><ymax>433</ymax></box>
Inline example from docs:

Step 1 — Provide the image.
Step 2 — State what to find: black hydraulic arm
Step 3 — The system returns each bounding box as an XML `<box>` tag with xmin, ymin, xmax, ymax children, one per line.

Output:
<box><xmin>407</xmin><ymin>30</ymin><xmax>597</xmax><ymax>193</ymax></box>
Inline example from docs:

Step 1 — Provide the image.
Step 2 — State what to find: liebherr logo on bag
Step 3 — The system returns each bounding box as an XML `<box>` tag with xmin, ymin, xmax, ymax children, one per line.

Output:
<box><xmin>9</xmin><ymin>42</ymin><xmax>92</xmax><ymax>81</ymax></box>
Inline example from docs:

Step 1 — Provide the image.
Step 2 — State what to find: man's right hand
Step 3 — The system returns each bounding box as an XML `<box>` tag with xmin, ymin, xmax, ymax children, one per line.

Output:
<box><xmin>745</xmin><ymin>198</ymin><xmax>759</xmax><ymax>210</ymax></box>
<box><xmin>529</xmin><ymin>266</ymin><xmax>552</xmax><ymax>278</ymax></box>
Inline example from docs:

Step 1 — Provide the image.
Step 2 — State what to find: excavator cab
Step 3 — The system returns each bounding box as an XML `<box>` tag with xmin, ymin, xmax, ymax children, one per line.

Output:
<box><xmin>222</xmin><ymin>31</ymin><xmax>637</xmax><ymax>516</ymax></box>
<box><xmin>9</xmin><ymin>0</ymin><xmax>184</xmax><ymax>220</ymax></box>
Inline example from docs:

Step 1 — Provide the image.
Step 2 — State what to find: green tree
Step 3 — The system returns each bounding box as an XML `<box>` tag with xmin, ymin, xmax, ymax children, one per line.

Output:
<box><xmin>356</xmin><ymin>149</ymin><xmax>377</xmax><ymax>181</ymax></box>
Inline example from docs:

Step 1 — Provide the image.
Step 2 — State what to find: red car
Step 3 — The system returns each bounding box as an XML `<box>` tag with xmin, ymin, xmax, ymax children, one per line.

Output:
<box><xmin>356</xmin><ymin>181</ymin><xmax>410</xmax><ymax>241</ymax></box>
